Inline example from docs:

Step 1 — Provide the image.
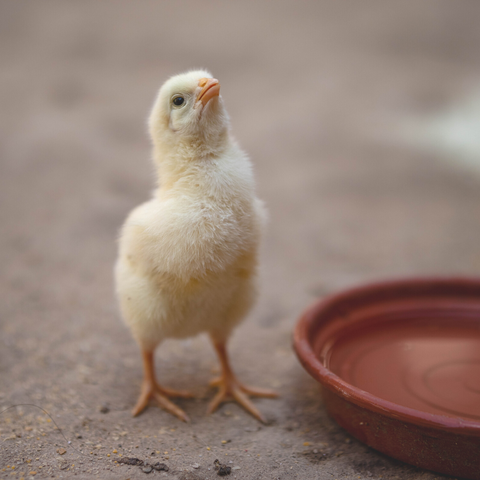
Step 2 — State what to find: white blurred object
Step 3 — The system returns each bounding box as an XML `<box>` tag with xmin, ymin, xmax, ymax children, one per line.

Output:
<box><xmin>403</xmin><ymin>90</ymin><xmax>480</xmax><ymax>170</ymax></box>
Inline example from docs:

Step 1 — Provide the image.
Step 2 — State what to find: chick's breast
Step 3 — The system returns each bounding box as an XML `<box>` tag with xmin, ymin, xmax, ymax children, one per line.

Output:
<box><xmin>115</xmin><ymin>181</ymin><xmax>264</xmax><ymax>350</ymax></box>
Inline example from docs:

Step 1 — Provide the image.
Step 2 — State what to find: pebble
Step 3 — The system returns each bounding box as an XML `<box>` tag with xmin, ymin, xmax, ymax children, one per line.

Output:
<box><xmin>117</xmin><ymin>457</ymin><xmax>143</xmax><ymax>466</ymax></box>
<box><xmin>151</xmin><ymin>463</ymin><xmax>169</xmax><ymax>472</ymax></box>
<box><xmin>56</xmin><ymin>448</ymin><xmax>66</xmax><ymax>455</ymax></box>
<box><xmin>214</xmin><ymin>459</ymin><xmax>231</xmax><ymax>476</ymax></box>
<box><xmin>192</xmin><ymin>463</ymin><xmax>200</xmax><ymax>469</ymax></box>
<box><xmin>142</xmin><ymin>465</ymin><xmax>153</xmax><ymax>473</ymax></box>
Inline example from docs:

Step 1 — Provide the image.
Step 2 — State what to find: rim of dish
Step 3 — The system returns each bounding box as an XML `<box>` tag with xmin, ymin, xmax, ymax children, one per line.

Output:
<box><xmin>293</xmin><ymin>276</ymin><xmax>480</xmax><ymax>436</ymax></box>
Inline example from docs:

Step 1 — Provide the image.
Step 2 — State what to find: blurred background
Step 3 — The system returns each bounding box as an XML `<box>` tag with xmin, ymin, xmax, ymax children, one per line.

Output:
<box><xmin>1</xmin><ymin>1</ymin><xmax>480</xmax><ymax>478</ymax></box>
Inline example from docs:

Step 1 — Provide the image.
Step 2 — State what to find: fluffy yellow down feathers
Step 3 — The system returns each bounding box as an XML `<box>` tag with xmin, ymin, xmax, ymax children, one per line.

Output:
<box><xmin>115</xmin><ymin>70</ymin><xmax>276</xmax><ymax>423</ymax></box>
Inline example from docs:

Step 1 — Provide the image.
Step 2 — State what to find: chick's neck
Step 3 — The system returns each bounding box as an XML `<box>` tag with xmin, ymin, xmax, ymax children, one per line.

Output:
<box><xmin>153</xmin><ymin>130</ymin><xmax>230</xmax><ymax>191</ymax></box>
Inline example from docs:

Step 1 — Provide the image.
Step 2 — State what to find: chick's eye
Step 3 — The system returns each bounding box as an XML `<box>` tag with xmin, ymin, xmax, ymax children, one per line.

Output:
<box><xmin>172</xmin><ymin>96</ymin><xmax>185</xmax><ymax>107</ymax></box>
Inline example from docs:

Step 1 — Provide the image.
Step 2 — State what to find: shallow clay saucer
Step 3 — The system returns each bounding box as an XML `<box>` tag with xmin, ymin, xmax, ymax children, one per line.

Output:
<box><xmin>294</xmin><ymin>278</ymin><xmax>480</xmax><ymax>480</ymax></box>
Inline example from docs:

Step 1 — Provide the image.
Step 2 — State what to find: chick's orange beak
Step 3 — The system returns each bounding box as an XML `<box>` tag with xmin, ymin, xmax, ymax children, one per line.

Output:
<box><xmin>197</xmin><ymin>77</ymin><xmax>220</xmax><ymax>106</ymax></box>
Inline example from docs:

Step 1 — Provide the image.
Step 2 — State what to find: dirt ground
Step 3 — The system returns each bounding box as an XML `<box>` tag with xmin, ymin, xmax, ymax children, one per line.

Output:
<box><xmin>2</xmin><ymin>1</ymin><xmax>480</xmax><ymax>479</ymax></box>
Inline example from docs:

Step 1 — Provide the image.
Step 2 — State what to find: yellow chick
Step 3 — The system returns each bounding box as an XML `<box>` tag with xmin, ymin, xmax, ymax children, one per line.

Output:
<box><xmin>115</xmin><ymin>70</ymin><xmax>276</xmax><ymax>423</ymax></box>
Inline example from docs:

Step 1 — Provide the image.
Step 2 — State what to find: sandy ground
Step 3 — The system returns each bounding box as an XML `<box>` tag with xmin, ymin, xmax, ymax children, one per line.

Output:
<box><xmin>2</xmin><ymin>1</ymin><xmax>480</xmax><ymax>479</ymax></box>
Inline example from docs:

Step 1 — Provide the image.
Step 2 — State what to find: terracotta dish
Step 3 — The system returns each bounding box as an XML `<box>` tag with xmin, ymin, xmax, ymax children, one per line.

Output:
<box><xmin>294</xmin><ymin>278</ymin><xmax>480</xmax><ymax>480</ymax></box>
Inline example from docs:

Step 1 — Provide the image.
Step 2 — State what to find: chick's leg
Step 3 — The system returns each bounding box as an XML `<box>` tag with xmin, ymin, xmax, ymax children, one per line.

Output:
<box><xmin>132</xmin><ymin>350</ymin><xmax>193</xmax><ymax>422</ymax></box>
<box><xmin>207</xmin><ymin>339</ymin><xmax>277</xmax><ymax>423</ymax></box>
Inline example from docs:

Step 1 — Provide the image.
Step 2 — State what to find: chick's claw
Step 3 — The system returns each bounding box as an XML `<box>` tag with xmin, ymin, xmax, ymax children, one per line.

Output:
<box><xmin>208</xmin><ymin>376</ymin><xmax>223</xmax><ymax>387</ymax></box>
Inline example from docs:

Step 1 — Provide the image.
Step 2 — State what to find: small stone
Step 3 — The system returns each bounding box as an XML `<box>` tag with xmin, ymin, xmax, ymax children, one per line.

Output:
<box><xmin>192</xmin><ymin>463</ymin><xmax>200</xmax><ymax>469</ymax></box>
<box><xmin>214</xmin><ymin>459</ymin><xmax>231</xmax><ymax>476</ymax></box>
<box><xmin>232</xmin><ymin>466</ymin><xmax>241</xmax><ymax>471</ymax></box>
<box><xmin>151</xmin><ymin>462</ymin><xmax>169</xmax><ymax>472</ymax></box>
<box><xmin>99</xmin><ymin>404</ymin><xmax>110</xmax><ymax>414</ymax></box>
<box><xmin>56</xmin><ymin>448</ymin><xmax>66</xmax><ymax>455</ymax></box>
<box><xmin>142</xmin><ymin>465</ymin><xmax>153</xmax><ymax>473</ymax></box>
<box><xmin>117</xmin><ymin>457</ymin><xmax>143</xmax><ymax>466</ymax></box>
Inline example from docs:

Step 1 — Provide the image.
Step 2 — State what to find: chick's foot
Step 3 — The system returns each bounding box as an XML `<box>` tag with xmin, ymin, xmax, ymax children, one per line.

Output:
<box><xmin>208</xmin><ymin>340</ymin><xmax>278</xmax><ymax>423</ymax></box>
<box><xmin>132</xmin><ymin>350</ymin><xmax>193</xmax><ymax>421</ymax></box>
<box><xmin>208</xmin><ymin>375</ymin><xmax>277</xmax><ymax>423</ymax></box>
<box><xmin>132</xmin><ymin>379</ymin><xmax>192</xmax><ymax>421</ymax></box>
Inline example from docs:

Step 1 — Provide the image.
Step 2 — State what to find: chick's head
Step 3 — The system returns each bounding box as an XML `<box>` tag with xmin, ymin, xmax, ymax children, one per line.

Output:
<box><xmin>149</xmin><ymin>70</ymin><xmax>229</xmax><ymax>153</ymax></box>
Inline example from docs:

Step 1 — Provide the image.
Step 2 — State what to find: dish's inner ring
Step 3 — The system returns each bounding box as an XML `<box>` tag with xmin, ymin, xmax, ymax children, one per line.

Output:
<box><xmin>315</xmin><ymin>301</ymin><xmax>480</xmax><ymax>421</ymax></box>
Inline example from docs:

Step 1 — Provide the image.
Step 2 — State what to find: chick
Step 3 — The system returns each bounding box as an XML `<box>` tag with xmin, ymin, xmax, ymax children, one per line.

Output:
<box><xmin>115</xmin><ymin>70</ymin><xmax>277</xmax><ymax>423</ymax></box>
